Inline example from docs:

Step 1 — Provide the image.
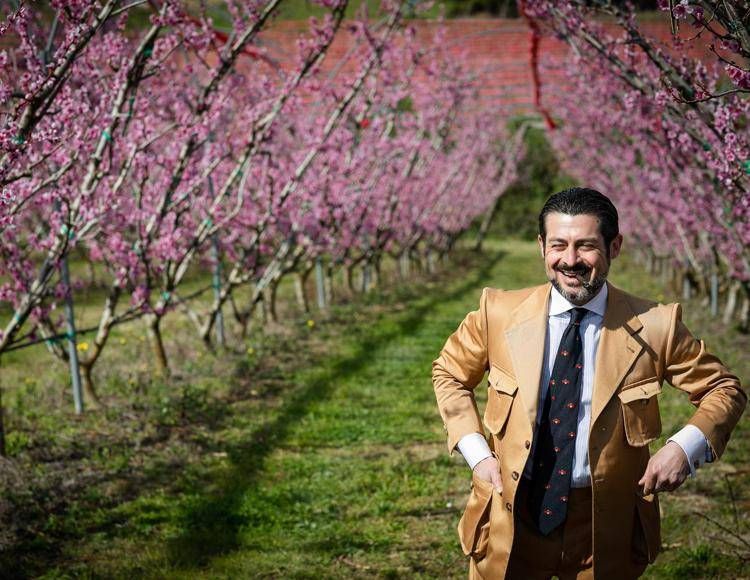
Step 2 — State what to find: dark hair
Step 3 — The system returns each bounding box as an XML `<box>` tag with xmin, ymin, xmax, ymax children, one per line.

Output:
<box><xmin>538</xmin><ymin>187</ymin><xmax>619</xmax><ymax>248</ymax></box>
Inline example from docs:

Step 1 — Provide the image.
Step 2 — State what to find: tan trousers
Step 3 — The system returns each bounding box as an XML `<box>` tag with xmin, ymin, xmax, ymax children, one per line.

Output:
<box><xmin>505</xmin><ymin>478</ymin><xmax>594</xmax><ymax>580</ymax></box>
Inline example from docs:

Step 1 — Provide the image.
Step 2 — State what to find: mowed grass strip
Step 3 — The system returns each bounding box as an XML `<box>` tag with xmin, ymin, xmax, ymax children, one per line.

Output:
<box><xmin>4</xmin><ymin>240</ymin><xmax>748</xmax><ymax>579</ymax></box>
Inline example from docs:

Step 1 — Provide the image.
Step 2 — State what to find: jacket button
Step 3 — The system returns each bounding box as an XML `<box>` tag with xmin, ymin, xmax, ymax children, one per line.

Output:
<box><xmin>505</xmin><ymin>502</ymin><xmax>512</xmax><ymax>512</ymax></box>
<box><xmin>512</xmin><ymin>471</ymin><xmax>519</xmax><ymax>480</ymax></box>
<box><xmin>525</xmin><ymin>440</ymin><xmax>531</xmax><ymax>449</ymax></box>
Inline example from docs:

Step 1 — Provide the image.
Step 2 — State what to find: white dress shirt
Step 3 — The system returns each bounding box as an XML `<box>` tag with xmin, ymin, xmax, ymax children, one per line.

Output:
<box><xmin>457</xmin><ymin>283</ymin><xmax>712</xmax><ymax>485</ymax></box>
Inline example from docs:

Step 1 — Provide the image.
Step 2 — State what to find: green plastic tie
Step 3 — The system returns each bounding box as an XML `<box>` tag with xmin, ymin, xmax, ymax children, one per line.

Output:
<box><xmin>43</xmin><ymin>330</ymin><xmax>73</xmax><ymax>346</ymax></box>
<box><xmin>743</xmin><ymin>160</ymin><xmax>750</xmax><ymax>175</ymax></box>
<box><xmin>59</xmin><ymin>224</ymin><xmax>74</xmax><ymax>239</ymax></box>
<box><xmin>102</xmin><ymin>129</ymin><xmax>112</xmax><ymax>142</ymax></box>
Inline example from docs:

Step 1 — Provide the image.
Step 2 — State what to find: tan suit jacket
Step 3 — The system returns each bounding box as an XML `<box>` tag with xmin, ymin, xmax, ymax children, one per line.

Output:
<box><xmin>432</xmin><ymin>281</ymin><xmax>746</xmax><ymax>580</ymax></box>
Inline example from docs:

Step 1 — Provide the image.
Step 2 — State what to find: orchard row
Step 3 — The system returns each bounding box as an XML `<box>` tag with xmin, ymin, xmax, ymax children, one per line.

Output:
<box><xmin>526</xmin><ymin>0</ymin><xmax>750</xmax><ymax>324</ymax></box>
<box><xmin>0</xmin><ymin>0</ymin><xmax>521</xmax><ymax>409</ymax></box>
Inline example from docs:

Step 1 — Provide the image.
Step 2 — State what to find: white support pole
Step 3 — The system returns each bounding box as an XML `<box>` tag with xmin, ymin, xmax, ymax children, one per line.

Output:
<box><xmin>315</xmin><ymin>257</ymin><xmax>326</xmax><ymax>310</ymax></box>
<box><xmin>61</xmin><ymin>254</ymin><xmax>84</xmax><ymax>414</ymax></box>
<box><xmin>710</xmin><ymin>271</ymin><xmax>719</xmax><ymax>317</ymax></box>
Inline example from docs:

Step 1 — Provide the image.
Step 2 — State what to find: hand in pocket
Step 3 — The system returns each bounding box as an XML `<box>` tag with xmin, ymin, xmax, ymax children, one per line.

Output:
<box><xmin>473</xmin><ymin>455</ymin><xmax>502</xmax><ymax>494</ymax></box>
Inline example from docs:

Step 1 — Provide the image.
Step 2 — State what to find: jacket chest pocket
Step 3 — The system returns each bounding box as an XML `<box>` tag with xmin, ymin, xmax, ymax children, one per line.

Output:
<box><xmin>483</xmin><ymin>364</ymin><xmax>518</xmax><ymax>435</ymax></box>
<box><xmin>617</xmin><ymin>378</ymin><xmax>662</xmax><ymax>447</ymax></box>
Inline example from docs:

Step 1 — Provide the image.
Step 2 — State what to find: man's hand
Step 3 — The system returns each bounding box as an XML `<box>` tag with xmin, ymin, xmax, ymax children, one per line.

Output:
<box><xmin>638</xmin><ymin>441</ymin><xmax>691</xmax><ymax>495</ymax></box>
<box><xmin>474</xmin><ymin>455</ymin><xmax>502</xmax><ymax>493</ymax></box>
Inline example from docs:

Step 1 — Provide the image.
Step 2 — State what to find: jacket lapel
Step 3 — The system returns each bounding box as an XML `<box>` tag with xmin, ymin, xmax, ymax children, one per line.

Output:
<box><xmin>590</xmin><ymin>281</ymin><xmax>644</xmax><ymax>425</ymax></box>
<box><xmin>505</xmin><ymin>283</ymin><xmax>551</xmax><ymax>430</ymax></box>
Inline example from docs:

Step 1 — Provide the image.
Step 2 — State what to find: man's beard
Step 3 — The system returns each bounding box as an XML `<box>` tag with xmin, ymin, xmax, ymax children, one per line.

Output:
<box><xmin>549</xmin><ymin>264</ymin><xmax>608</xmax><ymax>305</ymax></box>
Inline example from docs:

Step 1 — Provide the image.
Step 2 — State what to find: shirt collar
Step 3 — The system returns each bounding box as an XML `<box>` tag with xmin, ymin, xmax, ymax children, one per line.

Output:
<box><xmin>549</xmin><ymin>281</ymin><xmax>608</xmax><ymax>318</ymax></box>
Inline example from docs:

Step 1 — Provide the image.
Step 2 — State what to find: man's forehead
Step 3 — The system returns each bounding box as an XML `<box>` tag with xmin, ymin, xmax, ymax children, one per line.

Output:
<box><xmin>544</xmin><ymin>212</ymin><xmax>602</xmax><ymax>234</ymax></box>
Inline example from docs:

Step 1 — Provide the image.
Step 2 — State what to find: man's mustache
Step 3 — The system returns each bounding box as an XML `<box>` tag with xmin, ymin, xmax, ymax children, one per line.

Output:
<box><xmin>556</xmin><ymin>264</ymin><xmax>598</xmax><ymax>290</ymax></box>
<box><xmin>556</xmin><ymin>264</ymin><xmax>590</xmax><ymax>274</ymax></box>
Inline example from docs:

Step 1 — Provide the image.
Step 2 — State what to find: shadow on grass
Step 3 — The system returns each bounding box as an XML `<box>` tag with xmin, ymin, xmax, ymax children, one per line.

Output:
<box><xmin>165</xmin><ymin>249</ymin><xmax>507</xmax><ymax>569</ymax></box>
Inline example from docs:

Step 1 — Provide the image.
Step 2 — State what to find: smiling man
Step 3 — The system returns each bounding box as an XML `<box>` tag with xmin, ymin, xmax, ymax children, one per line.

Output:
<box><xmin>432</xmin><ymin>188</ymin><xmax>746</xmax><ymax>579</ymax></box>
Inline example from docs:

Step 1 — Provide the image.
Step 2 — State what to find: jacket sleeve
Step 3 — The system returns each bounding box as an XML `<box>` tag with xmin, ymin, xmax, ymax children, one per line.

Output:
<box><xmin>663</xmin><ymin>303</ymin><xmax>747</xmax><ymax>459</ymax></box>
<box><xmin>432</xmin><ymin>287</ymin><xmax>490</xmax><ymax>455</ymax></box>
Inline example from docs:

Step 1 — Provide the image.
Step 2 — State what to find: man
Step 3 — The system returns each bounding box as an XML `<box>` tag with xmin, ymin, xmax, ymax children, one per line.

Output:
<box><xmin>432</xmin><ymin>188</ymin><xmax>746</xmax><ymax>579</ymax></box>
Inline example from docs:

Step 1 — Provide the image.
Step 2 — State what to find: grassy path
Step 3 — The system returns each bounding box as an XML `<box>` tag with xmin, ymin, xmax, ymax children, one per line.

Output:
<box><xmin>137</xmin><ymin>245</ymin><xmax>520</xmax><ymax>578</ymax></box>
<box><xmin>5</xmin><ymin>240</ymin><xmax>748</xmax><ymax>578</ymax></box>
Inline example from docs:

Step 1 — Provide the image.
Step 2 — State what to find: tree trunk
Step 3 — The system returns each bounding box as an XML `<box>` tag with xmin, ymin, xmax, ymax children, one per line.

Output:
<box><xmin>86</xmin><ymin>258</ymin><xmax>98</xmax><ymax>288</ymax></box>
<box><xmin>670</xmin><ymin>262</ymin><xmax>680</xmax><ymax>294</ymax></box>
<box><xmin>237</xmin><ymin>309</ymin><xmax>251</xmax><ymax>339</ymax></box>
<box><xmin>266</xmin><ymin>280</ymin><xmax>279</xmax><ymax>322</ymax></box>
<box><xmin>372</xmin><ymin>255</ymin><xmax>382</xmax><ymax>287</ymax></box>
<box><xmin>426</xmin><ymin>249</ymin><xmax>436</xmax><ymax>274</ymax></box>
<box><xmin>324</xmin><ymin>263</ymin><xmax>334</xmax><ymax>304</ymax></box>
<box><xmin>398</xmin><ymin>250</ymin><xmax>410</xmax><ymax>279</ymax></box>
<box><xmin>229</xmin><ymin>293</ymin><xmax>251</xmax><ymax>340</ymax></box>
<box><xmin>260</xmin><ymin>286</ymin><xmax>278</xmax><ymax>325</ymax></box>
<box><xmin>723</xmin><ymin>280</ymin><xmax>741</xmax><ymax>325</ymax></box>
<box><xmin>345</xmin><ymin>264</ymin><xmax>356</xmax><ymax>294</ymax></box>
<box><xmin>145</xmin><ymin>314</ymin><xmax>170</xmax><ymax>377</ymax></box>
<box><xmin>412</xmin><ymin>250</ymin><xmax>424</xmax><ymax>273</ymax></box>
<box><xmin>474</xmin><ymin>196</ymin><xmax>501</xmax><ymax>252</ymax></box>
<box><xmin>79</xmin><ymin>362</ymin><xmax>104</xmax><ymax>409</ymax></box>
<box><xmin>644</xmin><ymin>251</ymin><xmax>654</xmax><ymax>274</ymax></box>
<box><xmin>314</xmin><ymin>259</ymin><xmax>327</xmax><ymax>310</ymax></box>
<box><xmin>659</xmin><ymin>259</ymin><xmax>667</xmax><ymax>288</ymax></box>
<box><xmin>294</xmin><ymin>270</ymin><xmax>311</xmax><ymax>312</ymax></box>
<box><xmin>0</xmin><ymin>372</ymin><xmax>5</xmax><ymax>458</ymax></box>
<box><xmin>740</xmin><ymin>286</ymin><xmax>750</xmax><ymax>332</ymax></box>
<box><xmin>259</xmin><ymin>291</ymin><xmax>269</xmax><ymax>325</ymax></box>
<box><xmin>682</xmin><ymin>271</ymin><xmax>692</xmax><ymax>300</ymax></box>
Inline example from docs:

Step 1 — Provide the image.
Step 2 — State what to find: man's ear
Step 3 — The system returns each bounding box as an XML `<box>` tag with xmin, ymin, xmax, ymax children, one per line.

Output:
<box><xmin>609</xmin><ymin>233</ymin><xmax>623</xmax><ymax>260</ymax></box>
<box><xmin>538</xmin><ymin>234</ymin><xmax>545</xmax><ymax>258</ymax></box>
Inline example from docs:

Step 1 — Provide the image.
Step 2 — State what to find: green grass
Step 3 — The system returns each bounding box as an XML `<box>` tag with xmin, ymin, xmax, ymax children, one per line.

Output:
<box><xmin>1</xmin><ymin>239</ymin><xmax>748</xmax><ymax>579</ymax></box>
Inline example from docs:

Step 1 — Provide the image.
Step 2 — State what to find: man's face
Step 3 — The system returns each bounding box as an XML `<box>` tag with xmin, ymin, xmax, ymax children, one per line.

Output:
<box><xmin>538</xmin><ymin>212</ymin><xmax>623</xmax><ymax>305</ymax></box>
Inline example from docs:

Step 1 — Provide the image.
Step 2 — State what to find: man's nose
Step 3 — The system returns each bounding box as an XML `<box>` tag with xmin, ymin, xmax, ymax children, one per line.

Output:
<box><xmin>564</xmin><ymin>245</ymin><xmax>579</xmax><ymax>266</ymax></box>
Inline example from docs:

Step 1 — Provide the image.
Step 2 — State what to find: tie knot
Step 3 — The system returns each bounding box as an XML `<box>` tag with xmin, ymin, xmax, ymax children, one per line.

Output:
<box><xmin>569</xmin><ymin>307</ymin><xmax>587</xmax><ymax>325</ymax></box>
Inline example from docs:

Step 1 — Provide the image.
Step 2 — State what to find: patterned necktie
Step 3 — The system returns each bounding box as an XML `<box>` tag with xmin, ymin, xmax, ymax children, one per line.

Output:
<box><xmin>529</xmin><ymin>306</ymin><xmax>587</xmax><ymax>535</ymax></box>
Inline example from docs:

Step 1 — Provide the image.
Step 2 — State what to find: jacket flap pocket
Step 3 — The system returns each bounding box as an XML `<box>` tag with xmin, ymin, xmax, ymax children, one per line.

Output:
<box><xmin>617</xmin><ymin>379</ymin><xmax>661</xmax><ymax>404</ymax></box>
<box><xmin>484</xmin><ymin>366</ymin><xmax>518</xmax><ymax>434</ymax></box>
<box><xmin>457</xmin><ymin>474</ymin><xmax>494</xmax><ymax>557</ymax></box>
<box><xmin>487</xmin><ymin>364</ymin><xmax>518</xmax><ymax>396</ymax></box>
<box><xmin>618</xmin><ymin>380</ymin><xmax>662</xmax><ymax>447</ymax></box>
<box><xmin>632</xmin><ymin>491</ymin><xmax>661</xmax><ymax>564</ymax></box>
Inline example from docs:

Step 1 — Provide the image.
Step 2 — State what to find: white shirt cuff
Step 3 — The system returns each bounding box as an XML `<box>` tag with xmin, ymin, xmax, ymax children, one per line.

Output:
<box><xmin>667</xmin><ymin>424</ymin><xmax>711</xmax><ymax>477</ymax></box>
<box><xmin>456</xmin><ymin>432</ymin><xmax>493</xmax><ymax>470</ymax></box>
